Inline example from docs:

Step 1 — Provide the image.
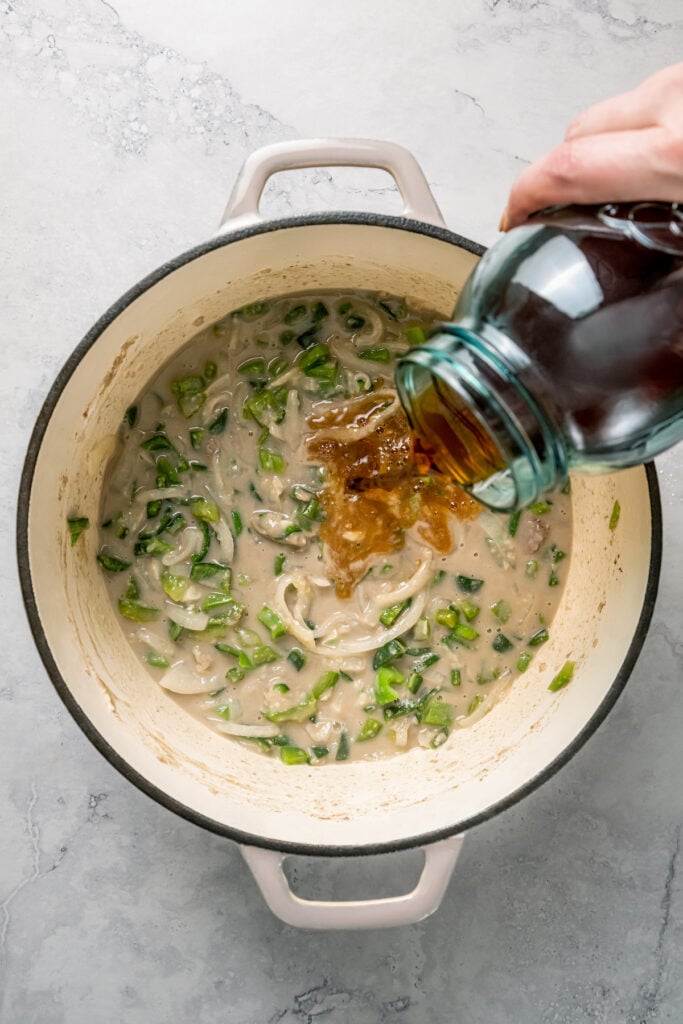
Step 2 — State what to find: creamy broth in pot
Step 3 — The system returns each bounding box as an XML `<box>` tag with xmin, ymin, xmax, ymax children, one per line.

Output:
<box><xmin>97</xmin><ymin>291</ymin><xmax>572</xmax><ymax>765</ymax></box>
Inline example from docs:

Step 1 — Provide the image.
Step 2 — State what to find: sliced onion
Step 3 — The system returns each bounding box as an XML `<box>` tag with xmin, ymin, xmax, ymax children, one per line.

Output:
<box><xmin>306</xmin><ymin>386</ymin><xmax>399</xmax><ymax>444</ymax></box>
<box><xmin>203</xmin><ymin>377</ymin><xmax>249</xmax><ymax>429</ymax></box>
<box><xmin>273</xmin><ymin>568</ymin><xmax>429</xmax><ymax>657</ymax></box>
<box><xmin>213</xmin><ymin>517</ymin><xmax>235</xmax><ymax>562</ymax></box>
<box><xmin>214</xmin><ymin>720</ymin><xmax>281</xmax><ymax>739</ymax></box>
<box><xmin>161</xmin><ymin>527</ymin><xmax>202</xmax><ymax>567</ymax></box>
<box><xmin>372</xmin><ymin>549</ymin><xmax>434</xmax><ymax>611</ymax></box>
<box><xmin>344</xmin><ymin>369</ymin><xmax>372</xmax><ymax>395</ymax></box>
<box><xmin>391</xmin><ymin>717</ymin><xmax>411</xmax><ymax>748</ymax></box>
<box><xmin>134</xmin><ymin>486</ymin><xmax>187</xmax><ymax>505</ymax></box>
<box><xmin>265</xmin><ymin>365</ymin><xmax>302</xmax><ymax>391</ymax></box>
<box><xmin>269</xmin><ymin>388</ymin><xmax>301</xmax><ymax>447</ymax></box>
<box><xmin>134</xmin><ymin>628</ymin><xmax>176</xmax><ymax>658</ymax></box>
<box><xmin>165</xmin><ymin>603</ymin><xmax>209</xmax><ymax>632</ymax></box>
<box><xmin>157</xmin><ymin>662</ymin><xmax>208</xmax><ymax>695</ymax></box>
<box><xmin>256</xmin><ymin>474</ymin><xmax>286</xmax><ymax>508</ymax></box>
<box><xmin>315</xmin><ymin>595</ymin><xmax>426</xmax><ymax>656</ymax></box>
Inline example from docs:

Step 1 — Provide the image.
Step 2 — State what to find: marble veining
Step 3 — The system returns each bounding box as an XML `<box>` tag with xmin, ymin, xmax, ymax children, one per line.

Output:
<box><xmin>3</xmin><ymin>0</ymin><xmax>683</xmax><ymax>1021</ymax></box>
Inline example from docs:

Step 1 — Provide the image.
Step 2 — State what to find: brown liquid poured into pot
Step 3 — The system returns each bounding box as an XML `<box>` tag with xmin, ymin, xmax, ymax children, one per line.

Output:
<box><xmin>305</xmin><ymin>391</ymin><xmax>480</xmax><ymax>597</ymax></box>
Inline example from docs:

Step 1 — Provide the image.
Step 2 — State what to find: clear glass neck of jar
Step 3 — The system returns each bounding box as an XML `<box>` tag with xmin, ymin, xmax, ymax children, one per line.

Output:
<box><xmin>395</xmin><ymin>324</ymin><xmax>569</xmax><ymax>512</ymax></box>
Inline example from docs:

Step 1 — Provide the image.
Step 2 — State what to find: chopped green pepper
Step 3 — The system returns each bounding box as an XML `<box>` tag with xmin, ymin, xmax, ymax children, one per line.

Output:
<box><xmin>457</xmin><ymin>598</ymin><xmax>480</xmax><ymax>622</ymax></box>
<box><xmin>407</xmin><ymin>671</ymin><xmax>423</xmax><ymax>694</ymax></box>
<box><xmin>189</xmin><ymin>427</ymin><xmax>205</xmax><ymax>450</ymax></box>
<box><xmin>259</xmin><ymin>448</ymin><xmax>285</xmax><ymax>474</ymax></box>
<box><xmin>435</xmin><ymin>607</ymin><xmax>459</xmax><ymax>630</ymax></box>
<box><xmin>161</xmin><ymin>571</ymin><xmax>190</xmax><ymax>601</ymax></box>
<box><xmin>379</xmin><ymin>599</ymin><xmax>411</xmax><ymax>628</ymax></box>
<box><xmin>419</xmin><ymin>697</ymin><xmax>454</xmax><ymax>729</ymax></box>
<box><xmin>508</xmin><ymin>510</ymin><xmax>521</xmax><ymax>537</ymax></box>
<box><xmin>190</xmin><ymin>498</ymin><xmax>220</xmax><ymax>523</ymax></box>
<box><xmin>118</xmin><ymin>598</ymin><xmax>160</xmax><ymax>622</ymax></box>
<box><xmin>67</xmin><ymin>516</ymin><xmax>89</xmax><ymax>546</ymax></box>
<box><xmin>190</xmin><ymin>562</ymin><xmax>231</xmax><ymax>585</ymax></box>
<box><xmin>358</xmin><ymin>347</ymin><xmax>391</xmax><ymax>363</ymax></box>
<box><xmin>375</xmin><ymin>665</ymin><xmax>406</xmax><ymax>705</ymax></box>
<box><xmin>215</xmin><ymin>643</ymin><xmax>253</xmax><ymax>670</ymax></box>
<box><xmin>238</xmin><ymin>357</ymin><xmax>267</xmax><ymax>377</ymax></box>
<box><xmin>263</xmin><ymin>694</ymin><xmax>316</xmax><ymax>723</ymax></box>
<box><xmin>145</xmin><ymin>651</ymin><xmax>169</xmax><ymax>669</ymax></box>
<box><xmin>257</xmin><ymin>605</ymin><xmax>287</xmax><ymax>640</ymax></box>
<box><xmin>549</xmin><ymin>660</ymin><xmax>576</xmax><ymax>691</ymax></box>
<box><xmin>284</xmin><ymin>304</ymin><xmax>307</xmax><ymax>324</ymax></box>
<box><xmin>405</xmin><ymin>325</ymin><xmax>426</xmax><ymax>345</ymax></box>
<box><xmin>335</xmin><ymin>731</ymin><xmax>350</xmax><ymax>761</ymax></box>
<box><xmin>456</xmin><ymin>574</ymin><xmax>484</xmax><ymax>593</ymax></box>
<box><xmin>372</xmin><ymin>638</ymin><xmax>406</xmax><ymax>670</ymax></box>
<box><xmin>171</xmin><ymin>375</ymin><xmax>205</xmax><ymax>418</ymax></box>
<box><xmin>191</xmin><ymin>520</ymin><xmax>212</xmax><ymax>564</ymax></box>
<box><xmin>528</xmin><ymin>627</ymin><xmax>549</xmax><ymax>647</ymax></box>
<box><xmin>208</xmin><ymin>408</ymin><xmax>228</xmax><ymax>435</ymax></box>
<box><xmin>609</xmin><ymin>500</ymin><xmax>621</xmax><ymax>531</ymax></box>
<box><xmin>467</xmin><ymin>694</ymin><xmax>485</xmax><ymax>716</ymax></box>
<box><xmin>243</xmin><ymin>389</ymin><xmax>287</xmax><ymax>428</ymax></box>
<box><xmin>280</xmin><ymin>746</ymin><xmax>310</xmax><ymax>765</ymax></box>
<box><xmin>411</xmin><ymin>649</ymin><xmax>440</xmax><ymax>671</ymax></box>
<box><xmin>356</xmin><ymin>718</ymin><xmax>382</xmax><ymax>742</ymax></box>
<box><xmin>134</xmin><ymin>536</ymin><xmax>174</xmax><ymax>557</ymax></box>
<box><xmin>453</xmin><ymin>623</ymin><xmax>479</xmax><ymax>643</ymax></box>
<box><xmin>201</xmin><ymin>592</ymin><xmax>236</xmax><ymax>613</ymax></box>
<box><xmin>231</xmin><ymin>510</ymin><xmax>243</xmax><ymax>536</ymax></box>
<box><xmin>155</xmin><ymin>456</ymin><xmax>181</xmax><ymax>488</ymax></box>
<box><xmin>312</xmin><ymin>671</ymin><xmax>340</xmax><ymax>700</ymax></box>
<box><xmin>528</xmin><ymin>500</ymin><xmax>553</xmax><ymax>515</ymax></box>
<box><xmin>490</xmin><ymin>599</ymin><xmax>511</xmax><ymax>624</ymax></box>
<box><xmin>97</xmin><ymin>552</ymin><xmax>131</xmax><ymax>573</ymax></box>
<box><xmin>287</xmin><ymin>648</ymin><xmax>306</xmax><ymax>672</ymax></box>
<box><xmin>252</xmin><ymin>645</ymin><xmax>279</xmax><ymax>666</ymax></box>
<box><xmin>141</xmin><ymin>433</ymin><xmax>175</xmax><ymax>452</ymax></box>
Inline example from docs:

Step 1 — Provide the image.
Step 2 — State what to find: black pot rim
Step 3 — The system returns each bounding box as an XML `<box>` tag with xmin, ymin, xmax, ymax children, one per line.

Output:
<box><xmin>16</xmin><ymin>212</ymin><xmax>662</xmax><ymax>858</ymax></box>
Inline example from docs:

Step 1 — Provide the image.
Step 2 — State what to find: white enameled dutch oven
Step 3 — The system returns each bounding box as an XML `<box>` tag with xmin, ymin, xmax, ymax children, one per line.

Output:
<box><xmin>17</xmin><ymin>140</ymin><xmax>661</xmax><ymax>929</ymax></box>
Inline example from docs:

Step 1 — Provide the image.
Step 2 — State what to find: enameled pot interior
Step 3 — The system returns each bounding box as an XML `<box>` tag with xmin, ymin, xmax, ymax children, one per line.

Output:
<box><xmin>21</xmin><ymin>219</ymin><xmax>659</xmax><ymax>853</ymax></box>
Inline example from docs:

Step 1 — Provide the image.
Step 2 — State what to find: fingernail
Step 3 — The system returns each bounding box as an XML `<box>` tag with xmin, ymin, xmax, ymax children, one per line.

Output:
<box><xmin>498</xmin><ymin>208</ymin><xmax>508</xmax><ymax>232</ymax></box>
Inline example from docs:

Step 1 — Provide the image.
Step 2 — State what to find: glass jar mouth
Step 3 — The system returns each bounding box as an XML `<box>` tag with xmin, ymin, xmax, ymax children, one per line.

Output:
<box><xmin>396</xmin><ymin>327</ymin><xmax>566</xmax><ymax>512</ymax></box>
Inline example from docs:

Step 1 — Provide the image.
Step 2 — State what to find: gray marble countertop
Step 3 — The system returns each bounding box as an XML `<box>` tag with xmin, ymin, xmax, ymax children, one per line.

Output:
<box><xmin>3</xmin><ymin>1</ymin><xmax>683</xmax><ymax>1021</ymax></box>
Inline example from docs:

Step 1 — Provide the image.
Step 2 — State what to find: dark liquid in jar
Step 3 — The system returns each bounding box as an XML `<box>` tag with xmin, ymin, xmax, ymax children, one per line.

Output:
<box><xmin>477</xmin><ymin>211</ymin><xmax>683</xmax><ymax>456</ymax></box>
<box><xmin>410</xmin><ymin>376</ymin><xmax>507</xmax><ymax>487</ymax></box>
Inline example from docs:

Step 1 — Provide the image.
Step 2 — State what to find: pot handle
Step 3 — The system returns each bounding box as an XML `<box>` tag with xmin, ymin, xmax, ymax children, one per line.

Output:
<box><xmin>217</xmin><ymin>138</ymin><xmax>446</xmax><ymax>231</ymax></box>
<box><xmin>239</xmin><ymin>835</ymin><xmax>464</xmax><ymax>930</ymax></box>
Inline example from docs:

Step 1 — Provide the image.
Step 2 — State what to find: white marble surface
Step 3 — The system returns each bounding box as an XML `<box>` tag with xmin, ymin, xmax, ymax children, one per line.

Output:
<box><xmin>3</xmin><ymin>1</ymin><xmax>683</xmax><ymax>1020</ymax></box>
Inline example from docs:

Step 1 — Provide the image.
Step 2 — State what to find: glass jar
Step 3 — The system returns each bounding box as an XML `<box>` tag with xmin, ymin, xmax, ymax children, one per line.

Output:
<box><xmin>396</xmin><ymin>202</ymin><xmax>683</xmax><ymax>511</ymax></box>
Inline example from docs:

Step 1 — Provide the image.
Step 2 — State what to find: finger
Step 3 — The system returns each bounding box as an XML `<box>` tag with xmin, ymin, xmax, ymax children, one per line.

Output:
<box><xmin>565</xmin><ymin>89</ymin><xmax>657</xmax><ymax>141</ymax></box>
<box><xmin>502</xmin><ymin>126</ymin><xmax>683</xmax><ymax>229</ymax></box>
<box><xmin>567</xmin><ymin>63</ymin><xmax>683</xmax><ymax>141</ymax></box>
<box><xmin>501</xmin><ymin>126</ymin><xmax>683</xmax><ymax>229</ymax></box>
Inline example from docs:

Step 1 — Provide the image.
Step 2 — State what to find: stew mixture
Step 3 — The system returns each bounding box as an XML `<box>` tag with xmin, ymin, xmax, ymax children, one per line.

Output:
<box><xmin>95</xmin><ymin>291</ymin><xmax>573</xmax><ymax>765</ymax></box>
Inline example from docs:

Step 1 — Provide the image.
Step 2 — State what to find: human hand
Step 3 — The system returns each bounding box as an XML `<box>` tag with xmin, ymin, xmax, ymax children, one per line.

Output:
<box><xmin>501</xmin><ymin>63</ymin><xmax>683</xmax><ymax>230</ymax></box>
